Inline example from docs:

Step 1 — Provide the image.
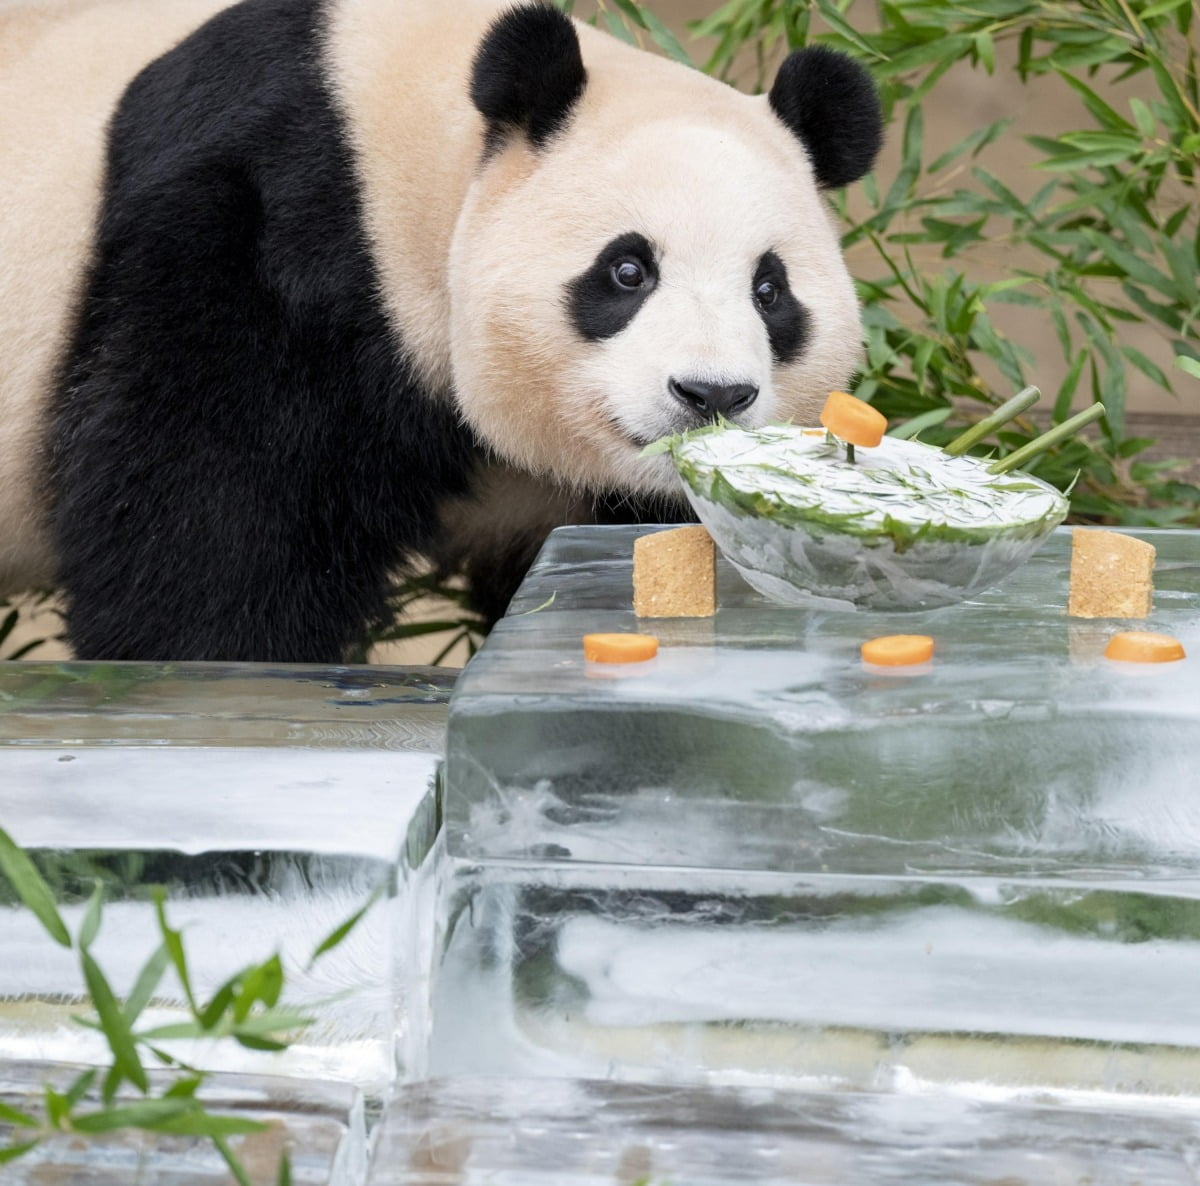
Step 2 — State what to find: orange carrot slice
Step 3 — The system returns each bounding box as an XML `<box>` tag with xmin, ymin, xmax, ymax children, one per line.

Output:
<box><xmin>820</xmin><ymin>391</ymin><xmax>887</xmax><ymax>449</ymax></box>
<box><xmin>1103</xmin><ymin>630</ymin><xmax>1185</xmax><ymax>664</ymax></box>
<box><xmin>861</xmin><ymin>634</ymin><xmax>935</xmax><ymax>667</ymax></box>
<box><xmin>583</xmin><ymin>633</ymin><xmax>659</xmax><ymax>664</ymax></box>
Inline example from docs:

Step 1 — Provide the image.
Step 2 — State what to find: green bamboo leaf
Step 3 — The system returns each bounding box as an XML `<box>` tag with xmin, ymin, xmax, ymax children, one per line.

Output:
<box><xmin>72</xmin><ymin>1099</ymin><xmax>194</xmax><ymax>1133</ymax></box>
<box><xmin>1121</xmin><ymin>346</ymin><xmax>1173</xmax><ymax>390</ymax></box>
<box><xmin>928</xmin><ymin>119</ymin><xmax>1013</xmax><ymax>173</ymax></box>
<box><xmin>123</xmin><ymin>942</ymin><xmax>171</xmax><ymax>1026</ymax></box>
<box><xmin>1130</xmin><ymin>97</ymin><xmax>1157</xmax><ymax>137</ymax></box>
<box><xmin>309</xmin><ymin>885</ymin><xmax>383</xmax><ymax>968</ymax></box>
<box><xmin>876</xmin><ymin>35</ymin><xmax>973</xmax><ymax>78</ymax></box>
<box><xmin>972</xmin><ymin>30</ymin><xmax>995</xmax><ymax>73</ymax></box>
<box><xmin>641</xmin><ymin>7</ymin><xmax>692</xmax><ymax>65</ymax></box>
<box><xmin>134</xmin><ymin>1021</ymin><xmax>209</xmax><ymax>1042</ymax></box>
<box><xmin>215</xmin><ymin>1134</ymin><xmax>256</xmax><ymax>1186</ymax></box>
<box><xmin>0</xmin><ymin>1101</ymin><xmax>39</xmax><ymax>1128</ymax></box>
<box><xmin>145</xmin><ymin>1112</ymin><xmax>268</xmax><ymax>1138</ymax></box>
<box><xmin>164</xmin><ymin>1076</ymin><xmax>203</xmax><ymax>1100</ymax></box>
<box><xmin>602</xmin><ymin>10</ymin><xmax>637</xmax><ymax>45</ymax></box>
<box><xmin>78</xmin><ymin>881</ymin><xmax>104</xmax><ymax>951</ymax></box>
<box><xmin>1176</xmin><ymin>355</ymin><xmax>1200</xmax><ymax>379</ymax></box>
<box><xmin>609</xmin><ymin>0</ymin><xmax>648</xmax><ymax>31</ymax></box>
<box><xmin>277</xmin><ymin>1152</ymin><xmax>294</xmax><ymax>1186</ymax></box>
<box><xmin>0</xmin><ymin>1141</ymin><xmax>39</xmax><ymax>1164</ymax></box>
<box><xmin>65</xmin><ymin>1070</ymin><xmax>98</xmax><ymax>1111</ymax></box>
<box><xmin>0</xmin><ymin>826</ymin><xmax>71</xmax><ymax>948</ymax></box>
<box><xmin>811</xmin><ymin>2</ymin><xmax>881</xmax><ymax>58</ymax></box>
<box><xmin>1035</xmin><ymin>146</ymin><xmax>1140</xmax><ymax>170</ymax></box>
<box><xmin>43</xmin><ymin>1085</ymin><xmax>71</xmax><ymax>1129</ymax></box>
<box><xmin>888</xmin><ymin>406</ymin><xmax>951</xmax><ymax>439</ymax></box>
<box><xmin>153</xmin><ymin>890</ymin><xmax>196</xmax><ymax>1013</ymax></box>
<box><xmin>1055</xmin><ymin>349</ymin><xmax>1089</xmax><ymax>423</ymax></box>
<box><xmin>234</xmin><ymin>954</ymin><xmax>284</xmax><ymax>1022</ymax></box>
<box><xmin>0</xmin><ymin>609</ymin><xmax>18</xmax><ymax>650</ymax></box>
<box><xmin>1058</xmin><ymin>73</ymin><xmax>1138</xmax><ymax>133</ymax></box>
<box><xmin>198</xmin><ymin>978</ymin><xmax>239</xmax><ymax>1031</ymax></box>
<box><xmin>228</xmin><ymin>1008</ymin><xmax>312</xmax><ymax>1036</ymax></box>
<box><xmin>81</xmin><ymin>950</ymin><xmax>148</xmax><ymax>1097</ymax></box>
<box><xmin>234</xmin><ymin>1032</ymin><xmax>290</xmax><ymax>1052</ymax></box>
<box><xmin>1141</xmin><ymin>0</ymin><xmax>1190</xmax><ymax>18</ymax></box>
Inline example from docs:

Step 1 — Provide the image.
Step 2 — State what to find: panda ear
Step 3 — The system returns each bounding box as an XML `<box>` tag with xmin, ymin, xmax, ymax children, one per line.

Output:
<box><xmin>471</xmin><ymin>5</ymin><xmax>587</xmax><ymax>152</ymax></box>
<box><xmin>768</xmin><ymin>46</ymin><xmax>882</xmax><ymax>189</ymax></box>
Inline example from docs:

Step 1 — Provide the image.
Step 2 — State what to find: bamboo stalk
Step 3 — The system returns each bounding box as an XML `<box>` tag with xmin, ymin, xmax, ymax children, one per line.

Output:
<box><xmin>943</xmin><ymin>386</ymin><xmax>1041</xmax><ymax>456</ymax></box>
<box><xmin>987</xmin><ymin>403</ymin><xmax>1106</xmax><ymax>475</ymax></box>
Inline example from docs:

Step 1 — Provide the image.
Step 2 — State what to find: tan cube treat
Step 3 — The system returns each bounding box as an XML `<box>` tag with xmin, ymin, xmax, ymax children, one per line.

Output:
<box><xmin>633</xmin><ymin>526</ymin><xmax>716</xmax><ymax>618</ymax></box>
<box><xmin>1068</xmin><ymin>528</ymin><xmax>1156</xmax><ymax>619</ymax></box>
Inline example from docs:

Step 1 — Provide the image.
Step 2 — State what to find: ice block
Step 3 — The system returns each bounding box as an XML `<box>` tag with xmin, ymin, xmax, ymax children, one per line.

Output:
<box><xmin>428</xmin><ymin>526</ymin><xmax>1200</xmax><ymax>1096</ymax></box>
<box><xmin>0</xmin><ymin>663</ymin><xmax>453</xmax><ymax>1096</ymax></box>
<box><xmin>369</xmin><ymin>1076</ymin><xmax>1200</xmax><ymax>1185</ymax></box>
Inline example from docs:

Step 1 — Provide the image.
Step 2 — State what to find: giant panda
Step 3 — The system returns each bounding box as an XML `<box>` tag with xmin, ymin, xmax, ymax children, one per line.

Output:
<box><xmin>0</xmin><ymin>0</ymin><xmax>882</xmax><ymax>662</ymax></box>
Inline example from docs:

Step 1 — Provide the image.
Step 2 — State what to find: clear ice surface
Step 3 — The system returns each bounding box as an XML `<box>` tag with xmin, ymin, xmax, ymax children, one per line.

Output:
<box><xmin>0</xmin><ymin>663</ymin><xmax>452</xmax><ymax>1096</ymax></box>
<box><xmin>369</xmin><ymin>1076</ymin><xmax>1200</xmax><ymax>1184</ymax></box>
<box><xmin>428</xmin><ymin>526</ymin><xmax>1200</xmax><ymax>1095</ymax></box>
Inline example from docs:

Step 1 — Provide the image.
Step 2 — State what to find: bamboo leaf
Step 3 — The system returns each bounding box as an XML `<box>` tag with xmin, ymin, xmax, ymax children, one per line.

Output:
<box><xmin>81</xmin><ymin>950</ymin><xmax>148</xmax><ymax>1097</ymax></box>
<box><xmin>309</xmin><ymin>885</ymin><xmax>383</xmax><ymax>968</ymax></box>
<box><xmin>154</xmin><ymin>890</ymin><xmax>196</xmax><ymax>1013</ymax></box>
<box><xmin>0</xmin><ymin>826</ymin><xmax>71</xmax><ymax>948</ymax></box>
<box><xmin>0</xmin><ymin>1141</ymin><xmax>39</xmax><ymax>1164</ymax></box>
<box><xmin>123</xmin><ymin>942</ymin><xmax>171</xmax><ymax>1027</ymax></box>
<box><xmin>78</xmin><ymin>881</ymin><xmax>104</xmax><ymax>951</ymax></box>
<box><xmin>641</xmin><ymin>7</ymin><xmax>692</xmax><ymax>64</ymax></box>
<box><xmin>0</xmin><ymin>1101</ymin><xmax>39</xmax><ymax>1128</ymax></box>
<box><xmin>888</xmin><ymin>406</ymin><xmax>951</xmax><ymax>439</ymax></box>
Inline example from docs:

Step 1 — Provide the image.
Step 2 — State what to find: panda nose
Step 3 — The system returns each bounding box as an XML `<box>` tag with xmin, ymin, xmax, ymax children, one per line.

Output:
<box><xmin>669</xmin><ymin>377</ymin><xmax>759</xmax><ymax>421</ymax></box>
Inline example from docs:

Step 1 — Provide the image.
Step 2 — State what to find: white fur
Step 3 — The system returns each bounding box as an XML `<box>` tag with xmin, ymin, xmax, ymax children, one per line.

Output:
<box><xmin>0</xmin><ymin>0</ymin><xmax>232</xmax><ymax>595</ymax></box>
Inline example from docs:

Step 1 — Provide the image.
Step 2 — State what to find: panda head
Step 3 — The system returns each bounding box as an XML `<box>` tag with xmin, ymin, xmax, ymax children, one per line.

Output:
<box><xmin>448</xmin><ymin>5</ymin><xmax>882</xmax><ymax>496</ymax></box>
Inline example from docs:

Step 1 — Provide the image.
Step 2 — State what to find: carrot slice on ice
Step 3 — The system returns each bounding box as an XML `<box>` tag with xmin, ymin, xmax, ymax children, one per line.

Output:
<box><xmin>861</xmin><ymin>634</ymin><xmax>935</xmax><ymax>667</ymax></box>
<box><xmin>1103</xmin><ymin>630</ymin><xmax>1185</xmax><ymax>664</ymax></box>
<box><xmin>819</xmin><ymin>391</ymin><xmax>887</xmax><ymax>448</ymax></box>
<box><xmin>583</xmin><ymin>633</ymin><xmax>659</xmax><ymax>663</ymax></box>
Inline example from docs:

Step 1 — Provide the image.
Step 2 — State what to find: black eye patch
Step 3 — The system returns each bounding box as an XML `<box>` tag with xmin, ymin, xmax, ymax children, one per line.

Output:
<box><xmin>567</xmin><ymin>232</ymin><xmax>658</xmax><ymax>341</ymax></box>
<box><xmin>754</xmin><ymin>251</ymin><xmax>809</xmax><ymax>365</ymax></box>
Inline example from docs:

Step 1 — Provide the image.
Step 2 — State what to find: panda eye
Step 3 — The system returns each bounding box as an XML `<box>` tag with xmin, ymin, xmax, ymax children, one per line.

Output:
<box><xmin>754</xmin><ymin>279</ymin><xmax>779</xmax><ymax>310</ymax></box>
<box><xmin>611</xmin><ymin>259</ymin><xmax>646</xmax><ymax>290</ymax></box>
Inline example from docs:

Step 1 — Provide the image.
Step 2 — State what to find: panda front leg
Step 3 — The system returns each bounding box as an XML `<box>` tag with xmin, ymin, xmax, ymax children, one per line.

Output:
<box><xmin>47</xmin><ymin>170</ymin><xmax>471</xmax><ymax>664</ymax></box>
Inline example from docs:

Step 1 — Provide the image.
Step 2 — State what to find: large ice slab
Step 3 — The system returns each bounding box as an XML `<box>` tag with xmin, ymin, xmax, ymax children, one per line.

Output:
<box><xmin>428</xmin><ymin>527</ymin><xmax>1200</xmax><ymax>1094</ymax></box>
<box><xmin>369</xmin><ymin>1077</ymin><xmax>1200</xmax><ymax>1184</ymax></box>
<box><xmin>0</xmin><ymin>663</ymin><xmax>453</xmax><ymax>1096</ymax></box>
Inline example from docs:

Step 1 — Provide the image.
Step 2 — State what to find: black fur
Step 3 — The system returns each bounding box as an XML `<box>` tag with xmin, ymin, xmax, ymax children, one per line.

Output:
<box><xmin>768</xmin><ymin>46</ymin><xmax>882</xmax><ymax>189</ymax></box>
<box><xmin>47</xmin><ymin>0</ymin><xmax>477</xmax><ymax>662</ymax></box>
<box><xmin>470</xmin><ymin>4</ymin><xmax>586</xmax><ymax>154</ymax></box>
<box><xmin>753</xmin><ymin>251</ymin><xmax>809</xmax><ymax>365</ymax></box>
<box><xmin>566</xmin><ymin>232</ymin><xmax>658</xmax><ymax>342</ymax></box>
<box><xmin>440</xmin><ymin>489</ymin><xmax>694</xmax><ymax>630</ymax></box>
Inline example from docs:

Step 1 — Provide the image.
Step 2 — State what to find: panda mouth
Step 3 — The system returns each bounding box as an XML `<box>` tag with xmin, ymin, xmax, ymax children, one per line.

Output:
<box><xmin>603</xmin><ymin>414</ymin><xmax>660</xmax><ymax>452</ymax></box>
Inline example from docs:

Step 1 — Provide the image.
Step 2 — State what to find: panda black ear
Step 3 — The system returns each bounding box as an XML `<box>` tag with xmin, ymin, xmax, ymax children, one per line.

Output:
<box><xmin>768</xmin><ymin>46</ymin><xmax>882</xmax><ymax>189</ymax></box>
<box><xmin>471</xmin><ymin>5</ymin><xmax>587</xmax><ymax>152</ymax></box>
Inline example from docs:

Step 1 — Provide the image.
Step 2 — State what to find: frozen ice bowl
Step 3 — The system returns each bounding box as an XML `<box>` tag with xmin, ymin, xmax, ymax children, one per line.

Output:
<box><xmin>661</xmin><ymin>424</ymin><xmax>1070</xmax><ymax>610</ymax></box>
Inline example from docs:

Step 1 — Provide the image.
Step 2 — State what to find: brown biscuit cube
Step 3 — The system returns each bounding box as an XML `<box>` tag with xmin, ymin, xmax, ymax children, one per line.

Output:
<box><xmin>1068</xmin><ymin>528</ymin><xmax>1156</xmax><ymax>619</ymax></box>
<box><xmin>633</xmin><ymin>525</ymin><xmax>716</xmax><ymax>619</ymax></box>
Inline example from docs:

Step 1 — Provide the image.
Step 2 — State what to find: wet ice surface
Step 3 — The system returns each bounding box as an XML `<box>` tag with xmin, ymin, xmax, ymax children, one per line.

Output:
<box><xmin>429</xmin><ymin>526</ymin><xmax>1200</xmax><ymax>1095</ymax></box>
<box><xmin>0</xmin><ymin>664</ymin><xmax>452</xmax><ymax>1097</ymax></box>
<box><xmin>370</xmin><ymin>1077</ymin><xmax>1200</xmax><ymax>1185</ymax></box>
